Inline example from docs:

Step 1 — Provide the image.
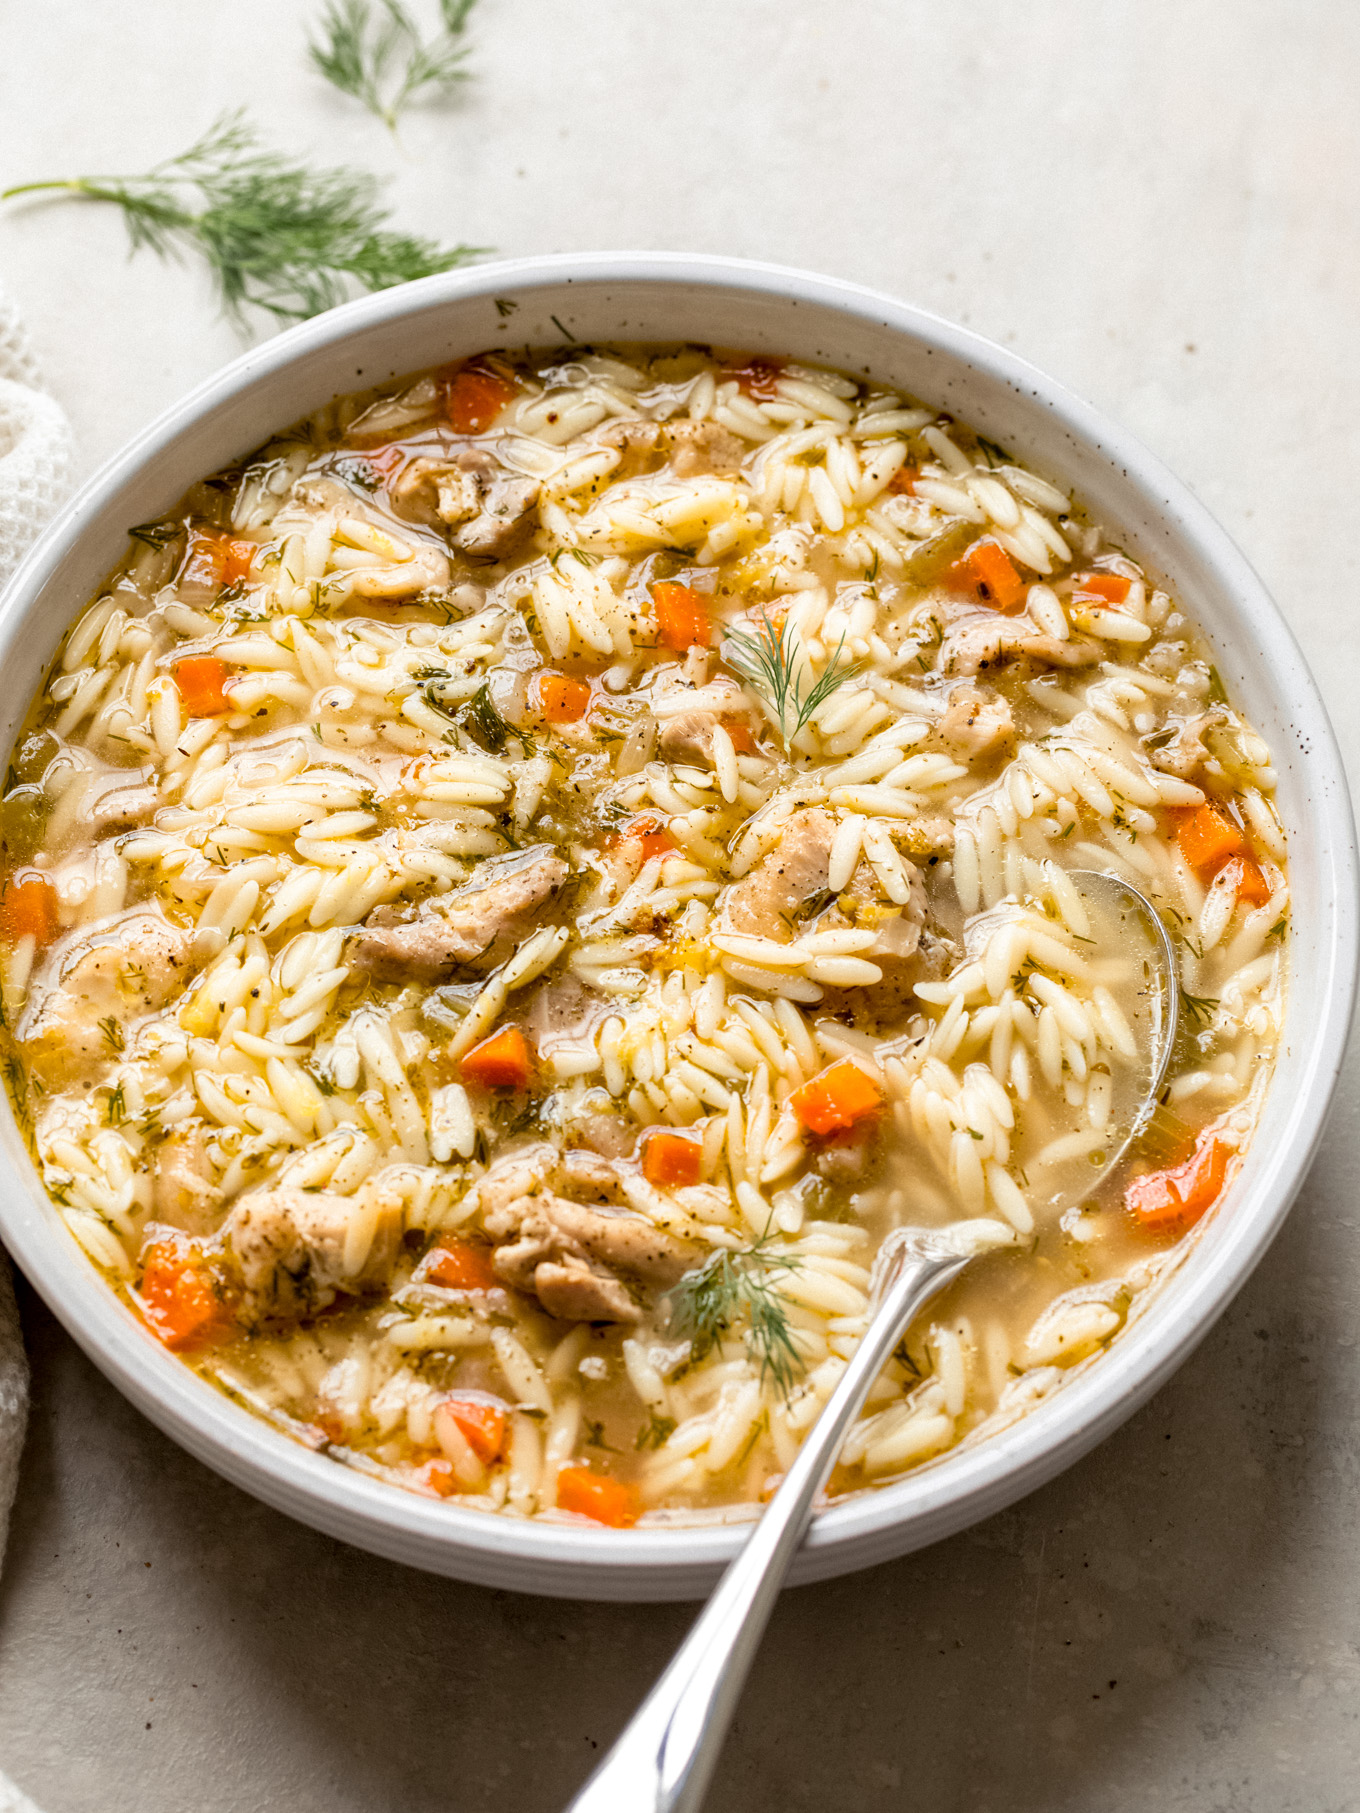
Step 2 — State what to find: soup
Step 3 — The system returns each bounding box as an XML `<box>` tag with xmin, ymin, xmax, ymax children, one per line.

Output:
<box><xmin>0</xmin><ymin>344</ymin><xmax>1287</xmax><ymax>1526</ymax></box>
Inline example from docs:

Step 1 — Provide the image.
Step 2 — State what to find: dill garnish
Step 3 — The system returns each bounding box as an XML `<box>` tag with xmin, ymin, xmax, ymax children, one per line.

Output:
<box><xmin>1181</xmin><ymin>990</ymin><xmax>1219</xmax><ymax>1025</ymax></box>
<box><xmin>635</xmin><ymin>1411</ymin><xmax>676</xmax><ymax>1451</ymax></box>
<box><xmin>128</xmin><ymin>521</ymin><xmax>181</xmax><ymax>551</ymax></box>
<box><xmin>666</xmin><ymin>1235</ymin><xmax>804</xmax><ymax>1397</ymax></box>
<box><xmin>97</xmin><ymin>1016</ymin><xmax>125</xmax><ymax>1055</ymax></box>
<box><xmin>309</xmin><ymin>0</ymin><xmax>477</xmax><ymax>132</ymax></box>
<box><xmin>2</xmin><ymin>111</ymin><xmax>480</xmax><ymax>329</ymax></box>
<box><xmin>722</xmin><ymin>606</ymin><xmax>864</xmax><ymax>744</ymax></box>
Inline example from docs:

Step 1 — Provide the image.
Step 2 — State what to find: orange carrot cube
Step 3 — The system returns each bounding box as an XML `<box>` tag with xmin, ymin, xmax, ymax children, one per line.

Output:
<box><xmin>459</xmin><ymin>1025</ymin><xmax>532</xmax><ymax>1090</ymax></box>
<box><xmin>1175</xmin><ymin>803</ymin><xmax>1246</xmax><ymax>876</ymax></box>
<box><xmin>652</xmin><ymin>582</ymin><xmax>711</xmax><ymax>650</ymax></box>
<box><xmin>174</xmin><ymin>656</ymin><xmax>234</xmax><ymax>718</ymax></box>
<box><xmin>140</xmin><ymin>1240</ymin><xmax>232</xmax><ymax>1352</ymax></box>
<box><xmin>1126</xmin><ymin>1129</ymin><xmax>1233</xmax><ymax>1232</ymax></box>
<box><xmin>0</xmin><ymin>872</ymin><xmax>58</xmax><ymax>947</ymax></box>
<box><xmin>789</xmin><ymin>1058</ymin><xmax>885</xmax><ymax>1137</ymax></box>
<box><xmin>536</xmin><ymin>672</ymin><xmax>592</xmax><ymax>724</ymax></box>
<box><xmin>556</xmin><ymin>1466</ymin><xmax>641</xmax><ymax>1528</ymax></box>
<box><xmin>642</xmin><ymin>1128</ymin><xmax>704</xmax><ymax>1188</ymax></box>
<box><xmin>444</xmin><ymin>364</ymin><xmax>518</xmax><ymax>434</ymax></box>
<box><xmin>426</xmin><ymin>1238</ymin><xmax>500</xmax><ymax>1293</ymax></box>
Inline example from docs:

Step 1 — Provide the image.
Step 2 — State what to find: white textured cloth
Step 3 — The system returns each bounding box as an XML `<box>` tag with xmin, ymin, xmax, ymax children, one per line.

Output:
<box><xmin>0</xmin><ymin>290</ymin><xmax>72</xmax><ymax>585</ymax></box>
<box><xmin>0</xmin><ymin>287</ymin><xmax>65</xmax><ymax>1813</ymax></box>
<box><xmin>0</xmin><ymin>289</ymin><xmax>71</xmax><ymax>1537</ymax></box>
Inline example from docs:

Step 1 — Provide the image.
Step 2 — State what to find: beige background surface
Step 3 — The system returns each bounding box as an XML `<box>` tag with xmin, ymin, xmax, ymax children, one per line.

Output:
<box><xmin>2</xmin><ymin>2</ymin><xmax>1360</xmax><ymax>1808</ymax></box>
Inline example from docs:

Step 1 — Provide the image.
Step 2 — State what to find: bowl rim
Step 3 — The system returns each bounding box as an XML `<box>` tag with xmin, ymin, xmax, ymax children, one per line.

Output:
<box><xmin>1</xmin><ymin>250</ymin><xmax>1354</xmax><ymax>1599</ymax></box>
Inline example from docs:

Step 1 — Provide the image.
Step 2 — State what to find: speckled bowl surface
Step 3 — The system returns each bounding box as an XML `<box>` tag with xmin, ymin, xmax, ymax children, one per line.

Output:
<box><xmin>0</xmin><ymin>254</ymin><xmax>1352</xmax><ymax>1600</ymax></box>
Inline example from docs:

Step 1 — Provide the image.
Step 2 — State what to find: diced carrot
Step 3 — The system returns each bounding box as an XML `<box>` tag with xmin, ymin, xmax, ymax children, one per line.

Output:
<box><xmin>0</xmin><ymin>872</ymin><xmax>57</xmax><ymax>947</ymax></box>
<box><xmin>615</xmin><ymin>815</ymin><xmax>676</xmax><ymax>865</ymax></box>
<box><xmin>536</xmin><ymin>672</ymin><xmax>592</xmax><ymax>724</ymax></box>
<box><xmin>140</xmin><ymin>1240</ymin><xmax>232</xmax><ymax>1352</ymax></box>
<box><xmin>426</xmin><ymin>1237</ymin><xmax>500</xmax><ymax>1293</ymax></box>
<box><xmin>174</xmin><ymin>655</ymin><xmax>234</xmax><ymax>718</ymax></box>
<box><xmin>1071</xmin><ymin>571</ymin><xmax>1132</xmax><ymax>604</ymax></box>
<box><xmin>886</xmin><ymin>465</ymin><xmax>919</xmax><ymax>495</ymax></box>
<box><xmin>642</xmin><ymin>1128</ymin><xmax>704</xmax><ymax>1188</ymax></box>
<box><xmin>952</xmin><ymin>539</ymin><xmax>1027</xmax><ymax>612</ymax></box>
<box><xmin>723</xmin><ymin>357</ymin><xmax>784</xmax><ymax>400</ymax></box>
<box><xmin>1126</xmin><ymin>1128</ymin><xmax>1234</xmax><ymax>1232</ymax></box>
<box><xmin>789</xmin><ymin>1058</ymin><xmax>885</xmax><ymax>1138</ymax></box>
<box><xmin>444</xmin><ymin>363</ymin><xmax>518</xmax><ymax>434</ymax></box>
<box><xmin>1175</xmin><ymin>802</ymin><xmax>1246</xmax><ymax>876</ymax></box>
<box><xmin>440</xmin><ymin>1394</ymin><xmax>508</xmax><ymax>1464</ymax></box>
<box><xmin>556</xmin><ymin>1465</ymin><xmax>641</xmax><ymax>1528</ymax></box>
<box><xmin>460</xmin><ymin>1025</ymin><xmax>532</xmax><ymax>1090</ymax></box>
<box><xmin>652</xmin><ymin>581</ymin><xmax>711</xmax><ymax>650</ymax></box>
<box><xmin>220</xmin><ymin>538</ymin><xmax>256</xmax><ymax>587</ymax></box>
<box><xmin>418</xmin><ymin>1459</ymin><xmax>460</xmax><ymax>1497</ymax></box>
<box><xmin>721</xmin><ymin>718</ymin><xmax>756</xmax><ymax>754</ymax></box>
<box><xmin>1222</xmin><ymin>854</ymin><xmax>1272</xmax><ymax>906</ymax></box>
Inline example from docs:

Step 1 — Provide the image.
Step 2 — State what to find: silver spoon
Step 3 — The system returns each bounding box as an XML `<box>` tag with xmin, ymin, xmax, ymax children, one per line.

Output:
<box><xmin>565</xmin><ymin>870</ymin><xmax>1179</xmax><ymax>1813</ymax></box>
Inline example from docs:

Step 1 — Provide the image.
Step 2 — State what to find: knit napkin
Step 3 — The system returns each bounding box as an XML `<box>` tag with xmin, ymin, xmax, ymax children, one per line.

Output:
<box><xmin>0</xmin><ymin>284</ymin><xmax>72</xmax><ymax>1567</ymax></box>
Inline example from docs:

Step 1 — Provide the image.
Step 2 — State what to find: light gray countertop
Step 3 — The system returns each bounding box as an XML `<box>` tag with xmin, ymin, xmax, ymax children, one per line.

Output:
<box><xmin>2</xmin><ymin>3</ymin><xmax>1359</xmax><ymax>1807</ymax></box>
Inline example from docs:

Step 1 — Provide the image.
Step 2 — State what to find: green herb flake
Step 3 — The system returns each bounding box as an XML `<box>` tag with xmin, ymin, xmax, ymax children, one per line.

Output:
<box><xmin>309</xmin><ymin>0</ymin><xmax>478</xmax><ymax>132</ymax></box>
<box><xmin>666</xmin><ymin>1234</ymin><xmax>804</xmax><ymax>1397</ymax></box>
<box><xmin>3</xmin><ymin>110</ymin><xmax>482</xmax><ymax>330</ymax></box>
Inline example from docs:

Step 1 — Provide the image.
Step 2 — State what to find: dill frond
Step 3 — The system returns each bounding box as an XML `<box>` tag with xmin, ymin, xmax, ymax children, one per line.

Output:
<box><xmin>667</xmin><ymin>1235</ymin><xmax>804</xmax><ymax>1397</ymax></box>
<box><xmin>2</xmin><ymin>111</ymin><xmax>482</xmax><ymax>329</ymax></box>
<box><xmin>310</xmin><ymin>0</ymin><xmax>477</xmax><ymax>130</ymax></box>
<box><xmin>1181</xmin><ymin>990</ymin><xmax>1219</xmax><ymax>1025</ymax></box>
<box><xmin>722</xmin><ymin>606</ymin><xmax>864</xmax><ymax>744</ymax></box>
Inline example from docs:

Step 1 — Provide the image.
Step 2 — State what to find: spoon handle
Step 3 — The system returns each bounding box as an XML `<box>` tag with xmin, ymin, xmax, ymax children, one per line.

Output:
<box><xmin>564</xmin><ymin>1243</ymin><xmax>972</xmax><ymax>1813</ymax></box>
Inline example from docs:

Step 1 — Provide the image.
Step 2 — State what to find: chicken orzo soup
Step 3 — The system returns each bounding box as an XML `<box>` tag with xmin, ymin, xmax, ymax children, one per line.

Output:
<box><xmin>0</xmin><ymin>345</ymin><xmax>1287</xmax><ymax>1526</ymax></box>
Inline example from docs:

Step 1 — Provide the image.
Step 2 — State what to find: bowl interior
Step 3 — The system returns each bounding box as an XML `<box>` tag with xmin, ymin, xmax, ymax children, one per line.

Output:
<box><xmin>0</xmin><ymin>256</ymin><xmax>1352</xmax><ymax>1600</ymax></box>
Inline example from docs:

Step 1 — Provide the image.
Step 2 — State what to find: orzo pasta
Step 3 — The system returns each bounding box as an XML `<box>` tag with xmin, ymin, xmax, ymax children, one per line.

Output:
<box><xmin>0</xmin><ymin>344</ymin><xmax>1287</xmax><ymax>1526</ymax></box>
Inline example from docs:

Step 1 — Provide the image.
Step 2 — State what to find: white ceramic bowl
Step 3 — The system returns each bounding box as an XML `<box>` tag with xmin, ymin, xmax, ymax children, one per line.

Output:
<box><xmin>0</xmin><ymin>255</ymin><xmax>1353</xmax><ymax>1601</ymax></box>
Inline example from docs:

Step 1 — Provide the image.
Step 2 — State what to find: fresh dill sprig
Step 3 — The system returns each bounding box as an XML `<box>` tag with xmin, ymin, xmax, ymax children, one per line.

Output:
<box><xmin>666</xmin><ymin>1235</ymin><xmax>804</xmax><ymax>1397</ymax></box>
<box><xmin>310</xmin><ymin>0</ymin><xmax>477</xmax><ymax>131</ymax></box>
<box><xmin>1</xmin><ymin>111</ymin><xmax>481</xmax><ymax>329</ymax></box>
<box><xmin>722</xmin><ymin>606</ymin><xmax>864</xmax><ymax>744</ymax></box>
<box><xmin>1181</xmin><ymin>990</ymin><xmax>1219</xmax><ymax>1026</ymax></box>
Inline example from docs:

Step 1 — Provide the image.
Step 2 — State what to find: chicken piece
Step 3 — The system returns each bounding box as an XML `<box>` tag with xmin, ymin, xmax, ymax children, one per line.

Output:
<box><xmin>476</xmin><ymin>1144</ymin><xmax>702</xmax><ymax>1324</ymax></box>
<box><xmin>350</xmin><ymin>850</ymin><xmax>568</xmax><ymax>983</ymax></box>
<box><xmin>152</xmin><ymin>1123</ymin><xmax>222</xmax><ymax>1236</ymax></box>
<box><xmin>599</xmin><ymin>418</ymin><xmax>664</xmax><ymax>480</ymax></box>
<box><xmin>656</xmin><ymin>679</ymin><xmax>754</xmax><ymax>761</ymax></box>
<box><xmin>20</xmin><ymin>910</ymin><xmax>191</xmax><ymax>1090</ymax></box>
<box><xmin>937</xmin><ymin>684</ymin><xmax>1015</xmax><ymax>758</ymax></box>
<box><xmin>838</xmin><ymin>856</ymin><xmax>927</xmax><ymax>960</ymax></box>
<box><xmin>1147</xmin><ymin>710</ymin><xmax>1226</xmax><ymax>781</ymax></box>
<box><xmin>223</xmin><ymin>1180</ymin><xmax>402</xmax><ymax>1326</ymax></box>
<box><xmin>938</xmin><ymin>616</ymin><xmax>1099</xmax><ymax>677</ymax></box>
<box><xmin>393</xmin><ymin>450</ymin><xmax>539</xmax><ymax>560</ymax></box>
<box><xmin>722</xmin><ymin>809</ymin><xmax>838</xmax><ymax>939</ymax></box>
<box><xmin>669</xmin><ymin>420</ymin><xmax>747</xmax><ymax>479</ymax></box>
<box><xmin>92</xmin><ymin>781</ymin><xmax>158</xmax><ymax>837</ymax></box>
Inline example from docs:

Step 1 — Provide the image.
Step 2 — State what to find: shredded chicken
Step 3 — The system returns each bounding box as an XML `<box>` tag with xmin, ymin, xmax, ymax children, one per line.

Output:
<box><xmin>656</xmin><ymin>678</ymin><xmax>754</xmax><ymax>761</ymax></box>
<box><xmin>152</xmin><ymin>1123</ymin><xmax>222</xmax><ymax>1235</ymax></box>
<box><xmin>21</xmin><ymin>910</ymin><xmax>191</xmax><ymax>1089</ymax></box>
<box><xmin>223</xmin><ymin>1179</ymin><xmax>402</xmax><ymax>1326</ymax></box>
<box><xmin>938</xmin><ymin>615</ymin><xmax>1099</xmax><ymax>676</ymax></box>
<box><xmin>475</xmin><ymin>1144</ymin><xmax>702</xmax><ymax>1323</ymax></box>
<box><xmin>350</xmin><ymin>850</ymin><xmax>568</xmax><ymax>982</ymax></box>
<box><xmin>91</xmin><ymin>781</ymin><xmax>158</xmax><ymax>837</ymax></box>
<box><xmin>669</xmin><ymin>420</ymin><xmax>746</xmax><ymax>479</ymax></box>
<box><xmin>937</xmin><ymin>684</ymin><xmax>1015</xmax><ymax>757</ymax></box>
<box><xmin>393</xmin><ymin>449</ymin><xmax>539</xmax><ymax>560</ymax></box>
<box><xmin>1146</xmin><ymin>710</ymin><xmax>1226</xmax><ymax>781</ymax></box>
<box><xmin>723</xmin><ymin>808</ymin><xmax>840</xmax><ymax>939</ymax></box>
